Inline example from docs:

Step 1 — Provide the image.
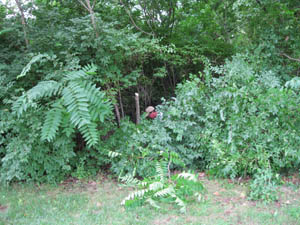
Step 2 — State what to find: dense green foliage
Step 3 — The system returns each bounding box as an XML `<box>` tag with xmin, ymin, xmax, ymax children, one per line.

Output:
<box><xmin>106</xmin><ymin>55</ymin><xmax>300</xmax><ymax>200</ymax></box>
<box><xmin>0</xmin><ymin>0</ymin><xmax>300</xmax><ymax>200</ymax></box>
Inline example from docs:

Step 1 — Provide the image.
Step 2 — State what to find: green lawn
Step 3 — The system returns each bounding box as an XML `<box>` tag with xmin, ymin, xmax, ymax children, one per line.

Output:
<box><xmin>0</xmin><ymin>175</ymin><xmax>299</xmax><ymax>225</ymax></box>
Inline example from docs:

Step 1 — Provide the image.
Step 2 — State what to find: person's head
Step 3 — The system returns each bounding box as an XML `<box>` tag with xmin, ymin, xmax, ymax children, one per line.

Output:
<box><xmin>145</xmin><ymin>106</ymin><xmax>155</xmax><ymax>117</ymax></box>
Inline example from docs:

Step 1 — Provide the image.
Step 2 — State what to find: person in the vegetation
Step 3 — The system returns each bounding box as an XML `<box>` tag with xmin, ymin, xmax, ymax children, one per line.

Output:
<box><xmin>146</xmin><ymin>106</ymin><xmax>157</xmax><ymax>119</ymax></box>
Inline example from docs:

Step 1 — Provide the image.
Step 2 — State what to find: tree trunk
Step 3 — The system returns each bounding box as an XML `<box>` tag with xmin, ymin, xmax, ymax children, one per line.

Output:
<box><xmin>78</xmin><ymin>0</ymin><xmax>99</xmax><ymax>38</ymax></box>
<box><xmin>118</xmin><ymin>89</ymin><xmax>125</xmax><ymax>119</ymax></box>
<box><xmin>14</xmin><ymin>0</ymin><xmax>29</xmax><ymax>48</ymax></box>
<box><xmin>114</xmin><ymin>104</ymin><xmax>121</xmax><ymax>128</ymax></box>
<box><xmin>135</xmin><ymin>93</ymin><xmax>140</xmax><ymax>124</ymax></box>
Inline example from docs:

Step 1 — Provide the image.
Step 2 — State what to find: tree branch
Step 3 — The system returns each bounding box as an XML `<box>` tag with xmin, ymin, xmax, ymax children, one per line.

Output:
<box><xmin>139</xmin><ymin>0</ymin><xmax>156</xmax><ymax>35</ymax></box>
<box><xmin>77</xmin><ymin>0</ymin><xmax>89</xmax><ymax>11</ymax></box>
<box><xmin>119</xmin><ymin>0</ymin><xmax>154</xmax><ymax>37</ymax></box>
<box><xmin>77</xmin><ymin>0</ymin><xmax>99</xmax><ymax>38</ymax></box>
<box><xmin>14</xmin><ymin>0</ymin><xmax>29</xmax><ymax>49</ymax></box>
<box><xmin>281</xmin><ymin>53</ymin><xmax>300</xmax><ymax>63</ymax></box>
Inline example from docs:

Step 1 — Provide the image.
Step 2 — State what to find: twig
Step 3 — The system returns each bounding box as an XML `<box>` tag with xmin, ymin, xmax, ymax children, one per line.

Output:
<box><xmin>281</xmin><ymin>53</ymin><xmax>300</xmax><ymax>63</ymax></box>
<box><xmin>139</xmin><ymin>0</ymin><xmax>156</xmax><ymax>35</ymax></box>
<box><xmin>78</xmin><ymin>0</ymin><xmax>89</xmax><ymax>11</ymax></box>
<box><xmin>119</xmin><ymin>0</ymin><xmax>154</xmax><ymax>37</ymax></box>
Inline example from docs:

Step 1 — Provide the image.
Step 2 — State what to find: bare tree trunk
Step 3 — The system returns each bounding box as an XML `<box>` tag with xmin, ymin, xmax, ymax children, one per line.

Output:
<box><xmin>118</xmin><ymin>89</ymin><xmax>125</xmax><ymax>119</ymax></box>
<box><xmin>171</xmin><ymin>65</ymin><xmax>176</xmax><ymax>89</ymax></box>
<box><xmin>14</xmin><ymin>0</ymin><xmax>29</xmax><ymax>48</ymax></box>
<box><xmin>135</xmin><ymin>93</ymin><xmax>140</xmax><ymax>124</ymax></box>
<box><xmin>78</xmin><ymin>0</ymin><xmax>99</xmax><ymax>38</ymax></box>
<box><xmin>114</xmin><ymin>104</ymin><xmax>121</xmax><ymax>128</ymax></box>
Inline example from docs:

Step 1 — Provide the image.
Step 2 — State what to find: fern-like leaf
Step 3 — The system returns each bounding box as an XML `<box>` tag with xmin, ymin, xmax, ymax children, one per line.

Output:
<box><xmin>80</xmin><ymin>81</ymin><xmax>112</xmax><ymax>122</ymax></box>
<box><xmin>62</xmin><ymin>81</ymin><xmax>91</xmax><ymax>128</ymax></box>
<box><xmin>149</xmin><ymin>181</ymin><xmax>164</xmax><ymax>191</ymax></box>
<box><xmin>12</xmin><ymin>95</ymin><xmax>32</xmax><ymax>117</ymax></box>
<box><xmin>108</xmin><ymin>151</ymin><xmax>121</xmax><ymax>158</ymax></box>
<box><xmin>155</xmin><ymin>161</ymin><xmax>166</xmax><ymax>182</ymax></box>
<box><xmin>121</xmin><ymin>189</ymin><xmax>149</xmax><ymax>205</ymax></box>
<box><xmin>175</xmin><ymin>197</ymin><xmax>186</xmax><ymax>213</ymax></box>
<box><xmin>177</xmin><ymin>172</ymin><xmax>197</xmax><ymax>182</ymax></box>
<box><xmin>145</xmin><ymin>198</ymin><xmax>160</xmax><ymax>209</ymax></box>
<box><xmin>153</xmin><ymin>187</ymin><xmax>175</xmax><ymax>198</ymax></box>
<box><xmin>120</xmin><ymin>174</ymin><xmax>146</xmax><ymax>186</ymax></box>
<box><xmin>62</xmin><ymin>70</ymin><xmax>87</xmax><ymax>82</ymax></box>
<box><xmin>79</xmin><ymin>122</ymin><xmax>99</xmax><ymax>147</ymax></box>
<box><xmin>41</xmin><ymin>102</ymin><xmax>64</xmax><ymax>141</ymax></box>
<box><xmin>27</xmin><ymin>81</ymin><xmax>62</xmax><ymax>99</ymax></box>
<box><xmin>17</xmin><ymin>53</ymin><xmax>52</xmax><ymax>79</ymax></box>
<box><xmin>13</xmin><ymin>81</ymin><xmax>61</xmax><ymax>117</ymax></box>
<box><xmin>62</xmin><ymin>64</ymin><xmax>97</xmax><ymax>82</ymax></box>
<box><xmin>82</xmin><ymin>63</ymin><xmax>97</xmax><ymax>74</ymax></box>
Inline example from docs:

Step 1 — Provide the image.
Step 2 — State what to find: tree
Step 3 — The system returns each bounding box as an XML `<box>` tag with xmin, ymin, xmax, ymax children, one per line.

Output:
<box><xmin>14</xmin><ymin>0</ymin><xmax>29</xmax><ymax>48</ymax></box>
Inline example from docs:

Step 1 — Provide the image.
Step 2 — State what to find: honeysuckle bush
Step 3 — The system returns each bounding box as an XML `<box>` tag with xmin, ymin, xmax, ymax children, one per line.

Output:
<box><xmin>107</xmin><ymin>54</ymin><xmax>300</xmax><ymax>200</ymax></box>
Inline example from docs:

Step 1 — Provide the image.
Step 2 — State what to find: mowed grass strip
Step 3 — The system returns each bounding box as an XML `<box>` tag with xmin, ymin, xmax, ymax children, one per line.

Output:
<box><xmin>0</xmin><ymin>175</ymin><xmax>299</xmax><ymax>225</ymax></box>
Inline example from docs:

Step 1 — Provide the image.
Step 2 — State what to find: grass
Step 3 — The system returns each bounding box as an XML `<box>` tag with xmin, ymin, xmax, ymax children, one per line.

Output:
<box><xmin>0</xmin><ymin>174</ymin><xmax>299</xmax><ymax>225</ymax></box>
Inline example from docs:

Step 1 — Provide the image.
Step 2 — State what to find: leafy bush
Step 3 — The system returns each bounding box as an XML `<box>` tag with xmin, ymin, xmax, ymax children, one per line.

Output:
<box><xmin>0</xmin><ymin>109</ymin><xmax>75</xmax><ymax>183</ymax></box>
<box><xmin>102</xmin><ymin>117</ymin><xmax>160</xmax><ymax>178</ymax></box>
<box><xmin>195</xmin><ymin>56</ymin><xmax>300</xmax><ymax>199</ymax></box>
<box><xmin>0</xmin><ymin>62</ymin><xmax>113</xmax><ymax>183</ymax></box>
<box><xmin>109</xmin><ymin>54</ymin><xmax>300</xmax><ymax>200</ymax></box>
<box><xmin>199</xmin><ymin>56</ymin><xmax>300</xmax><ymax>179</ymax></box>
<box><xmin>104</xmin><ymin>80</ymin><xmax>207</xmax><ymax>178</ymax></box>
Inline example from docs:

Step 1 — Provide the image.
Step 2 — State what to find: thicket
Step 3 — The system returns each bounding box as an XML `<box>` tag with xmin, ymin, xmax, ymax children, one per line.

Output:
<box><xmin>106</xmin><ymin>55</ymin><xmax>300</xmax><ymax>200</ymax></box>
<box><xmin>0</xmin><ymin>0</ymin><xmax>300</xmax><ymax>201</ymax></box>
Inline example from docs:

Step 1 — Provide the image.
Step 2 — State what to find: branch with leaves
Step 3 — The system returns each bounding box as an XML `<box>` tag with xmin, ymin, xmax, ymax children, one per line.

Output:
<box><xmin>119</xmin><ymin>0</ymin><xmax>154</xmax><ymax>37</ymax></box>
<box><xmin>13</xmin><ymin>57</ymin><xmax>113</xmax><ymax>148</ymax></box>
<box><xmin>119</xmin><ymin>151</ymin><xmax>205</xmax><ymax>213</ymax></box>
<box><xmin>77</xmin><ymin>0</ymin><xmax>99</xmax><ymax>38</ymax></box>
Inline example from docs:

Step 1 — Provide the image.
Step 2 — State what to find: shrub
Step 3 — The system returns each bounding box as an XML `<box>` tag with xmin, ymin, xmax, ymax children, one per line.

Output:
<box><xmin>109</xmin><ymin>54</ymin><xmax>300</xmax><ymax>200</ymax></box>
<box><xmin>0</xmin><ymin>110</ymin><xmax>75</xmax><ymax>183</ymax></box>
<box><xmin>0</xmin><ymin>63</ymin><xmax>113</xmax><ymax>183</ymax></box>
